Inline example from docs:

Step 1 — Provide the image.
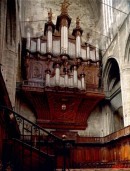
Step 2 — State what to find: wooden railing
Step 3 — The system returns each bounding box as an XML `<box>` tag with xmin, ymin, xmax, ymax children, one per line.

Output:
<box><xmin>21</xmin><ymin>80</ymin><xmax>104</xmax><ymax>94</ymax></box>
<box><xmin>77</xmin><ymin>126</ymin><xmax>130</xmax><ymax>144</ymax></box>
<box><xmin>23</xmin><ymin>80</ymin><xmax>45</xmax><ymax>87</ymax></box>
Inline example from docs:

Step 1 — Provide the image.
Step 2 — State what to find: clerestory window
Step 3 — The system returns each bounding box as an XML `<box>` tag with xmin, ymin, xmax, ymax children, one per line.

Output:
<box><xmin>102</xmin><ymin>0</ymin><xmax>113</xmax><ymax>35</ymax></box>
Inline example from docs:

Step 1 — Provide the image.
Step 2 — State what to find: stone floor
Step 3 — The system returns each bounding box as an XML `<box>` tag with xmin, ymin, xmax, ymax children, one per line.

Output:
<box><xmin>56</xmin><ymin>169</ymin><xmax>130</xmax><ymax>171</ymax></box>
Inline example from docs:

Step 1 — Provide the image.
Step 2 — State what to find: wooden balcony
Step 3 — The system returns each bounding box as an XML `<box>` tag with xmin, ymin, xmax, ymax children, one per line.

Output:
<box><xmin>19</xmin><ymin>79</ymin><xmax>104</xmax><ymax>130</ymax></box>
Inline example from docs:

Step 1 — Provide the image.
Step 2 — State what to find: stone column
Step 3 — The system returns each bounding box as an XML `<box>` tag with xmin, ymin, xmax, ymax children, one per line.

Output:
<box><xmin>121</xmin><ymin>67</ymin><xmax>130</xmax><ymax>127</ymax></box>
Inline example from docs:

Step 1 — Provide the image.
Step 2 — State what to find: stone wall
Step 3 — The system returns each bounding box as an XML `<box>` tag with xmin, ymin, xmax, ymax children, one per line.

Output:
<box><xmin>77</xmin><ymin>100</ymin><xmax>121</xmax><ymax>137</ymax></box>
<box><xmin>0</xmin><ymin>0</ymin><xmax>21</xmax><ymax>107</ymax></box>
<box><xmin>102</xmin><ymin>10</ymin><xmax>130</xmax><ymax>127</ymax></box>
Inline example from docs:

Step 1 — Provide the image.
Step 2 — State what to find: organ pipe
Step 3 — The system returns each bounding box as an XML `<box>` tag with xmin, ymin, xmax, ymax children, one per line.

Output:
<box><xmin>87</xmin><ymin>44</ymin><xmax>90</xmax><ymax>59</ymax></box>
<box><xmin>26</xmin><ymin>28</ymin><xmax>31</xmax><ymax>50</ymax></box>
<box><xmin>76</xmin><ymin>34</ymin><xmax>81</xmax><ymax>57</ymax></box>
<box><xmin>73</xmin><ymin>66</ymin><xmax>78</xmax><ymax>87</ymax></box>
<box><xmin>45</xmin><ymin>70</ymin><xmax>51</xmax><ymax>86</ymax></box>
<box><xmin>64</xmin><ymin>71</ymin><xmax>68</xmax><ymax>87</ymax></box>
<box><xmin>72</xmin><ymin>17</ymin><xmax>83</xmax><ymax>58</ymax></box>
<box><xmin>55</xmin><ymin>64</ymin><xmax>60</xmax><ymax>86</ymax></box>
<box><xmin>47</xmin><ymin>27</ymin><xmax>52</xmax><ymax>53</ymax></box>
<box><xmin>37</xmin><ymin>38</ymin><xmax>40</xmax><ymax>52</ymax></box>
<box><xmin>61</xmin><ymin>26</ymin><xmax>68</xmax><ymax>54</ymax></box>
<box><xmin>81</xmin><ymin>73</ymin><xmax>85</xmax><ymax>90</ymax></box>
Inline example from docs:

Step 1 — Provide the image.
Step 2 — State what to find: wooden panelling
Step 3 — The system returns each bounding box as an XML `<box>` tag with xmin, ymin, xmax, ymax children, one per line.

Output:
<box><xmin>69</xmin><ymin>136</ymin><xmax>130</xmax><ymax>168</ymax></box>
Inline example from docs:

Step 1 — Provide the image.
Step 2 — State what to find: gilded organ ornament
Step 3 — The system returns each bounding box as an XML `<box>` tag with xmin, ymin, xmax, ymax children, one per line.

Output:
<box><xmin>60</xmin><ymin>0</ymin><xmax>70</xmax><ymax>14</ymax></box>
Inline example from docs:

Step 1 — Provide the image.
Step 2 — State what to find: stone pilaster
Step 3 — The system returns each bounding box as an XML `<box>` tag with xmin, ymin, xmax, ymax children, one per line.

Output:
<box><xmin>121</xmin><ymin>67</ymin><xmax>130</xmax><ymax>126</ymax></box>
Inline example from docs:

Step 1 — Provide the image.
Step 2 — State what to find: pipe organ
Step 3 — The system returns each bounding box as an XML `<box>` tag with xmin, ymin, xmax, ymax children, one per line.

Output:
<box><xmin>24</xmin><ymin>4</ymin><xmax>101</xmax><ymax>90</ymax></box>
<box><xmin>21</xmin><ymin>0</ymin><xmax>104</xmax><ymax>130</ymax></box>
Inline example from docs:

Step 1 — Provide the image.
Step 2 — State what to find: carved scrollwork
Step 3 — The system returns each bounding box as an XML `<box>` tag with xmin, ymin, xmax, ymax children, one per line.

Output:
<box><xmin>32</xmin><ymin>64</ymin><xmax>42</xmax><ymax>79</ymax></box>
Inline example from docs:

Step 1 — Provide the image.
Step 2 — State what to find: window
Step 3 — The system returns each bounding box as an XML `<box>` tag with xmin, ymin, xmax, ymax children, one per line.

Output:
<box><xmin>6</xmin><ymin>0</ymin><xmax>16</xmax><ymax>45</ymax></box>
<box><xmin>102</xmin><ymin>0</ymin><xmax>113</xmax><ymax>35</ymax></box>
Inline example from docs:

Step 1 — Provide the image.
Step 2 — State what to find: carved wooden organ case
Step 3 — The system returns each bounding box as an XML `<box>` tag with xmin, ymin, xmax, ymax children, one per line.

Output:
<box><xmin>21</xmin><ymin>1</ymin><xmax>104</xmax><ymax>130</ymax></box>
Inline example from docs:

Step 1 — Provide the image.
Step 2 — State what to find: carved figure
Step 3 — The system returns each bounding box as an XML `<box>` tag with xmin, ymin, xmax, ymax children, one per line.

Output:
<box><xmin>33</xmin><ymin>65</ymin><xmax>42</xmax><ymax>78</ymax></box>
<box><xmin>61</xmin><ymin>0</ymin><xmax>70</xmax><ymax>14</ymax></box>
<box><xmin>76</xmin><ymin>16</ymin><xmax>80</xmax><ymax>28</ymax></box>
<box><xmin>48</xmin><ymin>8</ymin><xmax>52</xmax><ymax>22</ymax></box>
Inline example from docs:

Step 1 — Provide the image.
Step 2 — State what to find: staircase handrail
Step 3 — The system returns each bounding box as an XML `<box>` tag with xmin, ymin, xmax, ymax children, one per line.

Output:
<box><xmin>0</xmin><ymin>105</ymin><xmax>63</xmax><ymax>142</ymax></box>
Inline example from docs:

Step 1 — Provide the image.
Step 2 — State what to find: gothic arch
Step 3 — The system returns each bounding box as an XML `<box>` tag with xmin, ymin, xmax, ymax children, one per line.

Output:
<box><xmin>103</xmin><ymin>57</ymin><xmax>123</xmax><ymax>130</ymax></box>
<box><xmin>103</xmin><ymin>57</ymin><xmax>120</xmax><ymax>92</ymax></box>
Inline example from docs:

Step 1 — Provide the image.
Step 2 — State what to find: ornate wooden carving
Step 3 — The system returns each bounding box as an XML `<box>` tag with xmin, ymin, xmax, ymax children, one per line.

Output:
<box><xmin>78</xmin><ymin>64</ymin><xmax>99</xmax><ymax>88</ymax></box>
<box><xmin>32</xmin><ymin>62</ymin><xmax>43</xmax><ymax>79</ymax></box>
<box><xmin>47</xmin><ymin>92</ymin><xmax>81</xmax><ymax>122</ymax></box>
<box><xmin>21</xmin><ymin>88</ymin><xmax>104</xmax><ymax>129</ymax></box>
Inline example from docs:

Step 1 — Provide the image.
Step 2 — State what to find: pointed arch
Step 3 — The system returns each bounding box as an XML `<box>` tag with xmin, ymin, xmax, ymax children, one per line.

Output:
<box><xmin>103</xmin><ymin>57</ymin><xmax>120</xmax><ymax>92</ymax></box>
<box><xmin>103</xmin><ymin>57</ymin><xmax>123</xmax><ymax>130</ymax></box>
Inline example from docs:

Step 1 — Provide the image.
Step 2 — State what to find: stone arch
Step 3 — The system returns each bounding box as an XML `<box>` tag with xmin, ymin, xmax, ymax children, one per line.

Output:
<box><xmin>103</xmin><ymin>57</ymin><xmax>120</xmax><ymax>92</ymax></box>
<box><xmin>103</xmin><ymin>57</ymin><xmax>123</xmax><ymax>131</ymax></box>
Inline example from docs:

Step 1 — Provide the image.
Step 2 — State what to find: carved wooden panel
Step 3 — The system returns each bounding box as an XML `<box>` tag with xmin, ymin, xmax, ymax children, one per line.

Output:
<box><xmin>27</xmin><ymin>60</ymin><xmax>44</xmax><ymax>81</ymax></box>
<box><xmin>78</xmin><ymin>64</ymin><xmax>99</xmax><ymax>88</ymax></box>
<box><xmin>85</xmin><ymin>65</ymin><xmax>99</xmax><ymax>87</ymax></box>
<box><xmin>47</xmin><ymin>92</ymin><xmax>82</xmax><ymax>123</ymax></box>
<box><xmin>32</xmin><ymin>62</ymin><xmax>43</xmax><ymax>79</ymax></box>
<box><xmin>26</xmin><ymin>59</ymin><xmax>55</xmax><ymax>82</ymax></box>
